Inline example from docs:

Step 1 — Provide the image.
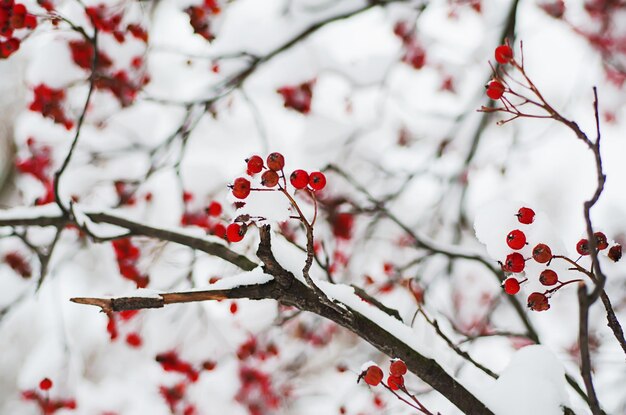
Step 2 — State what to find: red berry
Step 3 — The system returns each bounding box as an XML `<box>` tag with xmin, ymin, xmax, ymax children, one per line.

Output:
<box><xmin>232</xmin><ymin>177</ymin><xmax>251</xmax><ymax>199</ymax></box>
<box><xmin>308</xmin><ymin>171</ymin><xmax>326</xmax><ymax>191</ymax></box>
<box><xmin>516</xmin><ymin>207</ymin><xmax>535</xmax><ymax>224</ymax></box>
<box><xmin>527</xmin><ymin>292</ymin><xmax>550</xmax><ymax>312</ymax></box>
<box><xmin>494</xmin><ymin>45</ymin><xmax>513</xmax><ymax>64</ymax></box>
<box><xmin>261</xmin><ymin>170</ymin><xmax>279</xmax><ymax>187</ymax></box>
<box><xmin>506</xmin><ymin>229</ymin><xmax>526</xmax><ymax>250</ymax></box>
<box><xmin>576</xmin><ymin>239</ymin><xmax>590</xmax><ymax>256</ymax></box>
<box><xmin>207</xmin><ymin>201</ymin><xmax>222</xmax><ymax>217</ymax></box>
<box><xmin>532</xmin><ymin>243</ymin><xmax>552</xmax><ymax>264</ymax></box>
<box><xmin>387</xmin><ymin>375</ymin><xmax>404</xmax><ymax>390</ymax></box>
<box><xmin>246</xmin><ymin>155</ymin><xmax>264</xmax><ymax>175</ymax></box>
<box><xmin>229</xmin><ymin>301</ymin><xmax>238</xmax><ymax>314</ymax></box>
<box><xmin>266</xmin><ymin>152</ymin><xmax>285</xmax><ymax>171</ymax></box>
<box><xmin>503</xmin><ymin>252</ymin><xmax>525</xmax><ymax>273</ymax></box>
<box><xmin>389</xmin><ymin>360</ymin><xmax>407</xmax><ymax>376</ymax></box>
<box><xmin>212</xmin><ymin>223</ymin><xmax>226</xmax><ymax>238</ymax></box>
<box><xmin>290</xmin><ymin>169</ymin><xmax>309</xmax><ymax>189</ymax></box>
<box><xmin>363</xmin><ymin>366</ymin><xmax>383</xmax><ymax>386</ymax></box>
<box><xmin>126</xmin><ymin>332</ymin><xmax>143</xmax><ymax>348</ymax></box>
<box><xmin>539</xmin><ymin>269</ymin><xmax>558</xmax><ymax>286</ymax></box>
<box><xmin>39</xmin><ymin>378</ymin><xmax>53</xmax><ymax>391</ymax></box>
<box><xmin>608</xmin><ymin>244</ymin><xmax>622</xmax><ymax>262</ymax></box>
<box><xmin>503</xmin><ymin>278</ymin><xmax>520</xmax><ymax>295</ymax></box>
<box><xmin>594</xmin><ymin>232</ymin><xmax>608</xmax><ymax>250</ymax></box>
<box><xmin>486</xmin><ymin>80</ymin><xmax>505</xmax><ymax>100</ymax></box>
<box><xmin>226</xmin><ymin>223</ymin><xmax>246</xmax><ymax>242</ymax></box>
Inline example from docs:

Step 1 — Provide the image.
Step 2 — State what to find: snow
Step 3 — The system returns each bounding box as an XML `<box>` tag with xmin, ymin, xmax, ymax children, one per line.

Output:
<box><xmin>0</xmin><ymin>204</ymin><xmax>63</xmax><ymax>221</ymax></box>
<box><xmin>203</xmin><ymin>267</ymin><xmax>273</xmax><ymax>290</ymax></box>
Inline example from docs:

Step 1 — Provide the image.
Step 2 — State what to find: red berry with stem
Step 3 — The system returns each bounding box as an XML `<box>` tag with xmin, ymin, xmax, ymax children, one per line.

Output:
<box><xmin>608</xmin><ymin>244</ymin><xmax>622</xmax><ymax>262</ymax></box>
<box><xmin>503</xmin><ymin>278</ymin><xmax>520</xmax><ymax>295</ymax></box>
<box><xmin>486</xmin><ymin>80</ymin><xmax>505</xmax><ymax>100</ymax></box>
<box><xmin>232</xmin><ymin>177</ymin><xmax>251</xmax><ymax>199</ymax></box>
<box><xmin>261</xmin><ymin>170</ymin><xmax>279</xmax><ymax>187</ymax></box>
<box><xmin>494</xmin><ymin>44</ymin><xmax>513</xmax><ymax>64</ymax></box>
<box><xmin>39</xmin><ymin>378</ymin><xmax>53</xmax><ymax>391</ymax></box>
<box><xmin>308</xmin><ymin>171</ymin><xmax>326</xmax><ymax>191</ymax></box>
<box><xmin>576</xmin><ymin>239</ymin><xmax>590</xmax><ymax>256</ymax></box>
<box><xmin>594</xmin><ymin>232</ymin><xmax>608</xmax><ymax>250</ymax></box>
<box><xmin>516</xmin><ymin>207</ymin><xmax>535</xmax><ymax>224</ymax></box>
<box><xmin>389</xmin><ymin>360</ymin><xmax>407</xmax><ymax>376</ymax></box>
<box><xmin>246</xmin><ymin>155</ymin><xmax>264</xmax><ymax>175</ymax></box>
<box><xmin>388</xmin><ymin>375</ymin><xmax>404</xmax><ymax>390</ymax></box>
<box><xmin>527</xmin><ymin>292</ymin><xmax>550</xmax><ymax>311</ymax></box>
<box><xmin>503</xmin><ymin>252</ymin><xmax>525</xmax><ymax>273</ymax></box>
<box><xmin>290</xmin><ymin>169</ymin><xmax>309</xmax><ymax>189</ymax></box>
<box><xmin>539</xmin><ymin>269</ymin><xmax>558</xmax><ymax>286</ymax></box>
<box><xmin>226</xmin><ymin>223</ymin><xmax>246</xmax><ymax>242</ymax></box>
<box><xmin>266</xmin><ymin>152</ymin><xmax>285</xmax><ymax>171</ymax></box>
<box><xmin>506</xmin><ymin>229</ymin><xmax>526</xmax><ymax>250</ymax></box>
<box><xmin>363</xmin><ymin>365</ymin><xmax>383</xmax><ymax>386</ymax></box>
<box><xmin>532</xmin><ymin>243</ymin><xmax>552</xmax><ymax>263</ymax></box>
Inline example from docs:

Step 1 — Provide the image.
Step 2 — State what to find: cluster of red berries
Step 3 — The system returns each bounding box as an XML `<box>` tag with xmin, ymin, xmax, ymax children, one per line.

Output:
<box><xmin>29</xmin><ymin>84</ymin><xmax>74</xmax><ymax>130</ymax></box>
<box><xmin>15</xmin><ymin>138</ymin><xmax>57</xmax><ymax>205</ymax></box>
<box><xmin>236</xmin><ymin>336</ymin><xmax>279</xmax><ymax>361</ymax></box>
<box><xmin>105</xmin><ymin>309</ymin><xmax>142</xmax><ymax>348</ymax></box>
<box><xmin>0</xmin><ymin>0</ymin><xmax>36</xmax><ymax>59</ymax></box>
<box><xmin>277</xmin><ymin>81</ymin><xmax>315</xmax><ymax>114</ymax></box>
<box><xmin>180</xmin><ymin>194</ymin><xmax>228</xmax><ymax>237</ymax></box>
<box><xmin>236</xmin><ymin>366</ymin><xmax>281</xmax><ymax>414</ymax></box>
<box><xmin>360</xmin><ymin>359</ymin><xmax>408</xmax><ymax>391</ymax></box>
<box><xmin>3</xmin><ymin>251</ymin><xmax>32</xmax><ymax>278</ymax></box>
<box><xmin>485</xmin><ymin>44</ymin><xmax>513</xmax><ymax>100</ymax></box>
<box><xmin>501</xmin><ymin>206</ymin><xmax>622</xmax><ymax>312</ymax></box>
<box><xmin>111</xmin><ymin>238</ymin><xmax>149</xmax><ymax>288</ymax></box>
<box><xmin>227</xmin><ymin>152</ymin><xmax>327</xmax><ymax>243</ymax></box>
<box><xmin>85</xmin><ymin>4</ymin><xmax>148</xmax><ymax>44</ymax></box>
<box><xmin>393</xmin><ymin>20</ymin><xmax>426</xmax><ymax>70</ymax></box>
<box><xmin>21</xmin><ymin>377</ymin><xmax>77</xmax><ymax>413</ymax></box>
<box><xmin>185</xmin><ymin>0</ymin><xmax>221</xmax><ymax>41</ymax></box>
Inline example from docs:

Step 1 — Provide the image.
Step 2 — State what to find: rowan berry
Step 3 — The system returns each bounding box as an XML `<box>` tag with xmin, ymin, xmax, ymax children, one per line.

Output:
<box><xmin>503</xmin><ymin>278</ymin><xmax>520</xmax><ymax>295</ymax></box>
<box><xmin>290</xmin><ymin>169</ymin><xmax>309</xmax><ymax>189</ymax></box>
<box><xmin>266</xmin><ymin>152</ymin><xmax>285</xmax><ymax>171</ymax></box>
<box><xmin>506</xmin><ymin>229</ymin><xmax>526</xmax><ymax>250</ymax></box>
<box><xmin>527</xmin><ymin>292</ymin><xmax>550</xmax><ymax>311</ymax></box>
<box><xmin>532</xmin><ymin>243</ymin><xmax>552</xmax><ymax>263</ymax></box>
<box><xmin>246</xmin><ymin>155</ymin><xmax>264</xmax><ymax>175</ymax></box>
<box><xmin>232</xmin><ymin>177</ymin><xmax>251</xmax><ymax>199</ymax></box>
<box><xmin>539</xmin><ymin>269</ymin><xmax>558</xmax><ymax>286</ymax></box>
<box><xmin>495</xmin><ymin>45</ymin><xmax>513</xmax><ymax>64</ymax></box>
<box><xmin>608</xmin><ymin>244</ymin><xmax>622</xmax><ymax>262</ymax></box>
<box><xmin>308</xmin><ymin>171</ymin><xmax>326</xmax><ymax>191</ymax></box>
<box><xmin>388</xmin><ymin>375</ymin><xmax>404</xmax><ymax>390</ymax></box>
<box><xmin>389</xmin><ymin>359</ymin><xmax>407</xmax><ymax>376</ymax></box>
<box><xmin>226</xmin><ymin>223</ymin><xmax>246</xmax><ymax>242</ymax></box>
<box><xmin>486</xmin><ymin>80</ymin><xmax>505</xmax><ymax>100</ymax></box>
<box><xmin>363</xmin><ymin>366</ymin><xmax>383</xmax><ymax>386</ymax></box>
<box><xmin>126</xmin><ymin>332</ymin><xmax>143</xmax><ymax>348</ymax></box>
<box><xmin>576</xmin><ymin>239</ymin><xmax>590</xmax><ymax>256</ymax></box>
<box><xmin>516</xmin><ymin>207</ymin><xmax>535</xmax><ymax>224</ymax></box>
<box><xmin>261</xmin><ymin>170</ymin><xmax>279</xmax><ymax>187</ymax></box>
<box><xmin>207</xmin><ymin>201</ymin><xmax>222</xmax><ymax>217</ymax></box>
<box><xmin>39</xmin><ymin>378</ymin><xmax>53</xmax><ymax>391</ymax></box>
<box><xmin>594</xmin><ymin>232</ymin><xmax>608</xmax><ymax>250</ymax></box>
<box><xmin>503</xmin><ymin>252</ymin><xmax>525</xmax><ymax>273</ymax></box>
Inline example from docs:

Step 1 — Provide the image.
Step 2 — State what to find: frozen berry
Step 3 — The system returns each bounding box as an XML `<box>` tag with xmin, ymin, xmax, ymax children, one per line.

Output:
<box><xmin>608</xmin><ymin>244</ymin><xmax>622</xmax><ymax>262</ymax></box>
<box><xmin>39</xmin><ymin>378</ymin><xmax>53</xmax><ymax>391</ymax></box>
<box><xmin>503</xmin><ymin>278</ymin><xmax>520</xmax><ymax>295</ymax></box>
<box><xmin>532</xmin><ymin>243</ymin><xmax>552</xmax><ymax>264</ymax></box>
<box><xmin>486</xmin><ymin>80</ymin><xmax>505</xmax><ymax>100</ymax></box>
<box><xmin>389</xmin><ymin>360</ymin><xmax>407</xmax><ymax>376</ymax></box>
<box><xmin>576</xmin><ymin>239</ymin><xmax>590</xmax><ymax>256</ymax></box>
<box><xmin>503</xmin><ymin>252</ymin><xmax>525</xmax><ymax>273</ymax></box>
<box><xmin>308</xmin><ymin>171</ymin><xmax>326</xmax><ymax>191</ymax></box>
<box><xmin>363</xmin><ymin>365</ymin><xmax>383</xmax><ymax>386</ymax></box>
<box><xmin>261</xmin><ymin>170</ymin><xmax>279</xmax><ymax>187</ymax></box>
<box><xmin>290</xmin><ymin>169</ymin><xmax>309</xmax><ymax>189</ymax></box>
<box><xmin>495</xmin><ymin>45</ymin><xmax>513</xmax><ymax>64</ymax></box>
<box><xmin>388</xmin><ymin>375</ymin><xmax>404</xmax><ymax>390</ymax></box>
<box><xmin>516</xmin><ymin>207</ymin><xmax>535</xmax><ymax>224</ymax></box>
<box><xmin>539</xmin><ymin>269</ymin><xmax>558</xmax><ymax>286</ymax></box>
<box><xmin>226</xmin><ymin>223</ymin><xmax>246</xmax><ymax>242</ymax></box>
<box><xmin>207</xmin><ymin>201</ymin><xmax>222</xmax><ymax>217</ymax></box>
<box><xmin>527</xmin><ymin>292</ymin><xmax>550</xmax><ymax>311</ymax></box>
<box><xmin>246</xmin><ymin>155</ymin><xmax>264</xmax><ymax>175</ymax></box>
<box><xmin>594</xmin><ymin>232</ymin><xmax>608</xmax><ymax>250</ymax></box>
<box><xmin>232</xmin><ymin>177</ymin><xmax>251</xmax><ymax>199</ymax></box>
<box><xmin>506</xmin><ymin>229</ymin><xmax>526</xmax><ymax>250</ymax></box>
<box><xmin>266</xmin><ymin>152</ymin><xmax>285</xmax><ymax>171</ymax></box>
